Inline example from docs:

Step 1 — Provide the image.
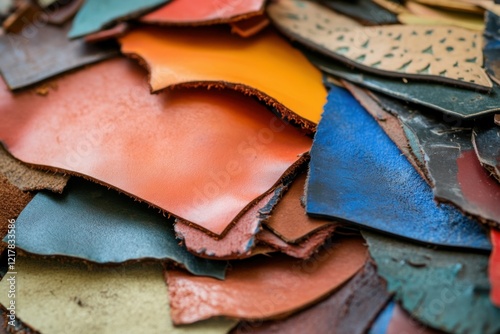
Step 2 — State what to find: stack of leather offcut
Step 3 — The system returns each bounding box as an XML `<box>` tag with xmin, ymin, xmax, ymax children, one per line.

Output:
<box><xmin>0</xmin><ymin>0</ymin><xmax>499</xmax><ymax>333</ymax></box>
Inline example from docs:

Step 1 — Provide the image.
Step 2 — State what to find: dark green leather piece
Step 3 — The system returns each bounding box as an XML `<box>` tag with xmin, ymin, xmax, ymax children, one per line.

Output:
<box><xmin>319</xmin><ymin>0</ymin><xmax>398</xmax><ymax>24</ymax></box>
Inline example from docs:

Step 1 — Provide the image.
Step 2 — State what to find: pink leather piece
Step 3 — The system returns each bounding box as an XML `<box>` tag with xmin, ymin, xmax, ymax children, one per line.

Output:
<box><xmin>0</xmin><ymin>58</ymin><xmax>311</xmax><ymax>235</ymax></box>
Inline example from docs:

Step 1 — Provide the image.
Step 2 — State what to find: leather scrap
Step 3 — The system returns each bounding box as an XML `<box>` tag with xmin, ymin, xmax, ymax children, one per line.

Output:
<box><xmin>165</xmin><ymin>236</ymin><xmax>367</xmax><ymax>325</ymax></box>
<box><xmin>490</xmin><ymin>229</ymin><xmax>500</xmax><ymax>307</ymax></box>
<box><xmin>364</xmin><ymin>231</ymin><xmax>500</xmax><ymax>334</ymax></box>
<box><xmin>141</xmin><ymin>0</ymin><xmax>265</xmax><ymax>25</ymax></box>
<box><xmin>305</xmin><ymin>49</ymin><xmax>500</xmax><ymax>119</ymax></box>
<box><xmin>0</xmin><ymin>146</ymin><xmax>68</xmax><ymax>193</ymax></box>
<box><xmin>84</xmin><ymin>22</ymin><xmax>128</xmax><ymax>43</ymax></box>
<box><xmin>47</xmin><ymin>0</ymin><xmax>83</xmax><ymax>25</ymax></box>
<box><xmin>119</xmin><ymin>26</ymin><xmax>326</xmax><ymax>129</ymax></box>
<box><xmin>0</xmin><ymin>258</ymin><xmax>237</xmax><ymax>334</ymax></box>
<box><xmin>472</xmin><ymin>125</ymin><xmax>500</xmax><ymax>183</ymax></box>
<box><xmin>68</xmin><ymin>0</ymin><xmax>169</xmax><ymax>38</ymax></box>
<box><xmin>2</xmin><ymin>1</ymin><xmax>38</xmax><ymax>33</ymax></box>
<box><xmin>0</xmin><ymin>23</ymin><xmax>118</xmax><ymax>90</ymax></box>
<box><xmin>369</xmin><ymin>300</ymin><xmax>395</xmax><ymax>334</ymax></box>
<box><xmin>230</xmin><ymin>14</ymin><xmax>270</xmax><ymax>38</ymax></box>
<box><xmin>12</xmin><ymin>178</ymin><xmax>227</xmax><ymax>279</ymax></box>
<box><xmin>319</xmin><ymin>0</ymin><xmax>399</xmax><ymax>24</ymax></box>
<box><xmin>306</xmin><ymin>87</ymin><xmax>491</xmax><ymax>250</ymax></box>
<box><xmin>231</xmin><ymin>261</ymin><xmax>391</xmax><ymax>334</ymax></box>
<box><xmin>0</xmin><ymin>58</ymin><xmax>312</xmax><ymax>236</ymax></box>
<box><xmin>0</xmin><ymin>304</ymin><xmax>40</xmax><ymax>334</ymax></box>
<box><xmin>268</xmin><ymin>0</ymin><xmax>492</xmax><ymax>91</ymax></box>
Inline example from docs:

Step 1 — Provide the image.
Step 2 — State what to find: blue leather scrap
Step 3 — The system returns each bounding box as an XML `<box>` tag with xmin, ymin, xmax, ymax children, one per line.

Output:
<box><xmin>306</xmin><ymin>87</ymin><xmax>491</xmax><ymax>251</ymax></box>
<box><xmin>10</xmin><ymin>179</ymin><xmax>227</xmax><ymax>279</ymax></box>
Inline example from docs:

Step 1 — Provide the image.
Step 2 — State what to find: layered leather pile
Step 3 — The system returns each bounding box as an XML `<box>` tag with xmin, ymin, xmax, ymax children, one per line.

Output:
<box><xmin>0</xmin><ymin>0</ymin><xmax>499</xmax><ymax>333</ymax></box>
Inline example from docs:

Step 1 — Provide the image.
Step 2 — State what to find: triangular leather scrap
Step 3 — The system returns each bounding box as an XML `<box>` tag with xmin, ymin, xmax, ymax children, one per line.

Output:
<box><xmin>119</xmin><ymin>26</ymin><xmax>326</xmax><ymax>128</ymax></box>
<box><xmin>268</xmin><ymin>0</ymin><xmax>492</xmax><ymax>91</ymax></box>
<box><xmin>0</xmin><ymin>58</ymin><xmax>312</xmax><ymax>236</ymax></box>
<box><xmin>141</xmin><ymin>0</ymin><xmax>265</xmax><ymax>25</ymax></box>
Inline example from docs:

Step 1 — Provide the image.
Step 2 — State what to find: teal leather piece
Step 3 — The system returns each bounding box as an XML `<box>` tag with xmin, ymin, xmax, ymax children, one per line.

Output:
<box><xmin>365</xmin><ymin>231</ymin><xmax>500</xmax><ymax>334</ymax></box>
<box><xmin>11</xmin><ymin>179</ymin><xmax>227</xmax><ymax>279</ymax></box>
<box><xmin>305</xmin><ymin>50</ymin><xmax>500</xmax><ymax>119</ymax></box>
<box><xmin>68</xmin><ymin>0</ymin><xmax>169</xmax><ymax>38</ymax></box>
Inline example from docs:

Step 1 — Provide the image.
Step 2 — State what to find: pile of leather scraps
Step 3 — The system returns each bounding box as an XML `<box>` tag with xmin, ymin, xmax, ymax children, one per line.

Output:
<box><xmin>0</xmin><ymin>0</ymin><xmax>499</xmax><ymax>333</ymax></box>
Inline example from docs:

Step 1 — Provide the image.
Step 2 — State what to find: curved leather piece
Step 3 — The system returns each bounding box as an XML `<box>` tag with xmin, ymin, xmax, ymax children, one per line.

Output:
<box><xmin>165</xmin><ymin>237</ymin><xmax>367</xmax><ymax>325</ymax></box>
<box><xmin>141</xmin><ymin>0</ymin><xmax>265</xmax><ymax>25</ymax></box>
<box><xmin>11</xmin><ymin>178</ymin><xmax>227</xmax><ymax>279</ymax></box>
<box><xmin>0</xmin><ymin>258</ymin><xmax>237</xmax><ymax>334</ymax></box>
<box><xmin>0</xmin><ymin>23</ymin><xmax>118</xmax><ymax>90</ymax></box>
<box><xmin>119</xmin><ymin>26</ymin><xmax>326</xmax><ymax>129</ymax></box>
<box><xmin>0</xmin><ymin>58</ymin><xmax>311</xmax><ymax>236</ymax></box>
<box><xmin>364</xmin><ymin>231</ymin><xmax>500</xmax><ymax>334</ymax></box>
<box><xmin>68</xmin><ymin>0</ymin><xmax>169</xmax><ymax>38</ymax></box>
<box><xmin>490</xmin><ymin>229</ymin><xmax>500</xmax><ymax>307</ymax></box>
<box><xmin>319</xmin><ymin>0</ymin><xmax>398</xmax><ymax>24</ymax></box>
<box><xmin>472</xmin><ymin>125</ymin><xmax>500</xmax><ymax>183</ymax></box>
<box><xmin>306</xmin><ymin>87</ymin><xmax>491</xmax><ymax>251</ymax></box>
<box><xmin>305</xmin><ymin>49</ymin><xmax>500</xmax><ymax>119</ymax></box>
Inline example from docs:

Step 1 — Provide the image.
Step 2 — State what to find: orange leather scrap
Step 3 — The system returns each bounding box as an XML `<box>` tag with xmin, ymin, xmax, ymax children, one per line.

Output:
<box><xmin>0</xmin><ymin>58</ymin><xmax>312</xmax><ymax>236</ymax></box>
<box><xmin>165</xmin><ymin>237</ymin><xmax>367</xmax><ymax>324</ymax></box>
<box><xmin>141</xmin><ymin>0</ymin><xmax>265</xmax><ymax>25</ymax></box>
<box><xmin>490</xmin><ymin>229</ymin><xmax>500</xmax><ymax>307</ymax></box>
<box><xmin>119</xmin><ymin>26</ymin><xmax>326</xmax><ymax>129</ymax></box>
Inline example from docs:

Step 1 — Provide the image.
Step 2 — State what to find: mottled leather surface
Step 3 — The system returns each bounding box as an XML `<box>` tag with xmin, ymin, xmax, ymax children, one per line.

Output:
<box><xmin>365</xmin><ymin>231</ymin><xmax>500</xmax><ymax>334</ymax></box>
<box><xmin>472</xmin><ymin>125</ymin><xmax>500</xmax><ymax>182</ymax></box>
<box><xmin>119</xmin><ymin>26</ymin><xmax>326</xmax><ymax>129</ymax></box>
<box><xmin>232</xmin><ymin>261</ymin><xmax>390</xmax><ymax>334</ymax></box>
<box><xmin>165</xmin><ymin>237</ymin><xmax>367</xmax><ymax>325</ymax></box>
<box><xmin>490</xmin><ymin>229</ymin><xmax>500</xmax><ymax>307</ymax></box>
<box><xmin>68</xmin><ymin>0</ymin><xmax>169</xmax><ymax>38</ymax></box>
<box><xmin>320</xmin><ymin>0</ymin><xmax>398</xmax><ymax>24</ymax></box>
<box><xmin>0</xmin><ymin>23</ymin><xmax>118</xmax><ymax>90</ymax></box>
<box><xmin>306</xmin><ymin>87</ymin><xmax>491</xmax><ymax>250</ymax></box>
<box><xmin>141</xmin><ymin>0</ymin><xmax>265</xmax><ymax>25</ymax></box>
<box><xmin>0</xmin><ymin>58</ymin><xmax>311</xmax><ymax>236</ymax></box>
<box><xmin>11</xmin><ymin>178</ymin><xmax>227</xmax><ymax>279</ymax></box>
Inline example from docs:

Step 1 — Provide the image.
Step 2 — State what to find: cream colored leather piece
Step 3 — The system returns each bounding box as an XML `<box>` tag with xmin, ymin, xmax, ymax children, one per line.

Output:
<box><xmin>0</xmin><ymin>257</ymin><xmax>237</xmax><ymax>334</ymax></box>
<box><xmin>268</xmin><ymin>0</ymin><xmax>492</xmax><ymax>90</ymax></box>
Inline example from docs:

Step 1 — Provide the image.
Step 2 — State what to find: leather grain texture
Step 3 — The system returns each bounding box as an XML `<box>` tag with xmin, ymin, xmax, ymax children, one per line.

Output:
<box><xmin>11</xmin><ymin>178</ymin><xmax>227</xmax><ymax>279</ymax></box>
<box><xmin>166</xmin><ymin>237</ymin><xmax>367</xmax><ymax>324</ymax></box>
<box><xmin>0</xmin><ymin>58</ymin><xmax>312</xmax><ymax>236</ymax></box>
<box><xmin>306</xmin><ymin>87</ymin><xmax>491</xmax><ymax>250</ymax></box>
<box><xmin>119</xmin><ymin>26</ymin><xmax>326</xmax><ymax>129</ymax></box>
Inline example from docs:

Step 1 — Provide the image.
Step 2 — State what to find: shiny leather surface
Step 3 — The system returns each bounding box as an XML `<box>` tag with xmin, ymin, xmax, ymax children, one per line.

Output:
<box><xmin>119</xmin><ymin>26</ymin><xmax>326</xmax><ymax>127</ymax></box>
<box><xmin>306</xmin><ymin>87</ymin><xmax>491</xmax><ymax>251</ymax></box>
<box><xmin>0</xmin><ymin>58</ymin><xmax>311</xmax><ymax>236</ymax></box>
<box><xmin>141</xmin><ymin>0</ymin><xmax>265</xmax><ymax>24</ymax></box>
<box><xmin>11</xmin><ymin>178</ymin><xmax>227</xmax><ymax>279</ymax></box>
<box><xmin>165</xmin><ymin>237</ymin><xmax>367</xmax><ymax>325</ymax></box>
<box><xmin>490</xmin><ymin>229</ymin><xmax>500</xmax><ymax>307</ymax></box>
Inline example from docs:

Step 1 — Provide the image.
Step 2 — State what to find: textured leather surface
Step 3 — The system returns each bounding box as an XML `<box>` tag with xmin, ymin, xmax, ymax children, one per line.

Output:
<box><xmin>490</xmin><ymin>229</ymin><xmax>500</xmax><ymax>307</ymax></box>
<box><xmin>472</xmin><ymin>125</ymin><xmax>500</xmax><ymax>182</ymax></box>
<box><xmin>231</xmin><ymin>261</ymin><xmax>390</xmax><ymax>334</ymax></box>
<box><xmin>119</xmin><ymin>26</ymin><xmax>326</xmax><ymax>128</ymax></box>
<box><xmin>305</xmin><ymin>50</ymin><xmax>500</xmax><ymax>119</ymax></box>
<box><xmin>141</xmin><ymin>0</ymin><xmax>265</xmax><ymax>25</ymax></box>
<box><xmin>11</xmin><ymin>178</ymin><xmax>227</xmax><ymax>279</ymax></box>
<box><xmin>0</xmin><ymin>258</ymin><xmax>237</xmax><ymax>334</ymax></box>
<box><xmin>320</xmin><ymin>0</ymin><xmax>398</xmax><ymax>24</ymax></box>
<box><xmin>165</xmin><ymin>237</ymin><xmax>367</xmax><ymax>325</ymax></box>
<box><xmin>0</xmin><ymin>23</ymin><xmax>118</xmax><ymax>90</ymax></box>
<box><xmin>0</xmin><ymin>58</ymin><xmax>311</xmax><ymax>236</ymax></box>
<box><xmin>306</xmin><ymin>87</ymin><xmax>491</xmax><ymax>250</ymax></box>
<box><xmin>365</xmin><ymin>231</ymin><xmax>500</xmax><ymax>334</ymax></box>
<box><xmin>68</xmin><ymin>0</ymin><xmax>169</xmax><ymax>38</ymax></box>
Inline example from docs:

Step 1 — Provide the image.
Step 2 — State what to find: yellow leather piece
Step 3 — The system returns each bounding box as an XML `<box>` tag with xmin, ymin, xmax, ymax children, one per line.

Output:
<box><xmin>119</xmin><ymin>26</ymin><xmax>326</xmax><ymax>127</ymax></box>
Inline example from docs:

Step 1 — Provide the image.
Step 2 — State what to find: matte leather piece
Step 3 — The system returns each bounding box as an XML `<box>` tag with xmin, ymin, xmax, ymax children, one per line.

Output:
<box><xmin>119</xmin><ymin>26</ymin><xmax>326</xmax><ymax>128</ymax></box>
<box><xmin>262</xmin><ymin>173</ymin><xmax>335</xmax><ymax>243</ymax></box>
<box><xmin>141</xmin><ymin>0</ymin><xmax>265</xmax><ymax>25</ymax></box>
<box><xmin>320</xmin><ymin>0</ymin><xmax>398</xmax><ymax>24</ymax></box>
<box><xmin>0</xmin><ymin>58</ymin><xmax>312</xmax><ymax>236</ymax></box>
<box><xmin>12</xmin><ymin>179</ymin><xmax>227</xmax><ymax>279</ymax></box>
<box><xmin>374</xmin><ymin>93</ymin><xmax>500</xmax><ymax>228</ymax></box>
<box><xmin>47</xmin><ymin>0</ymin><xmax>83</xmax><ymax>25</ymax></box>
<box><xmin>0</xmin><ymin>258</ymin><xmax>237</xmax><ymax>334</ymax></box>
<box><xmin>365</xmin><ymin>231</ymin><xmax>500</xmax><ymax>334</ymax></box>
<box><xmin>230</xmin><ymin>14</ymin><xmax>270</xmax><ymax>38</ymax></box>
<box><xmin>473</xmin><ymin>125</ymin><xmax>500</xmax><ymax>183</ymax></box>
<box><xmin>369</xmin><ymin>301</ymin><xmax>395</xmax><ymax>334</ymax></box>
<box><xmin>232</xmin><ymin>261</ymin><xmax>391</xmax><ymax>334</ymax></box>
<box><xmin>387</xmin><ymin>303</ymin><xmax>445</xmax><ymax>334</ymax></box>
<box><xmin>0</xmin><ymin>23</ymin><xmax>118</xmax><ymax>90</ymax></box>
<box><xmin>256</xmin><ymin>225</ymin><xmax>336</xmax><ymax>259</ymax></box>
<box><xmin>306</xmin><ymin>87</ymin><xmax>491</xmax><ymax>250</ymax></box>
<box><xmin>0</xmin><ymin>146</ymin><xmax>68</xmax><ymax>193</ymax></box>
<box><xmin>482</xmin><ymin>11</ymin><xmax>500</xmax><ymax>86</ymax></box>
<box><xmin>166</xmin><ymin>237</ymin><xmax>367</xmax><ymax>324</ymax></box>
<box><xmin>305</xmin><ymin>50</ymin><xmax>500</xmax><ymax>119</ymax></box>
<box><xmin>68</xmin><ymin>0</ymin><xmax>169</xmax><ymax>38</ymax></box>
<box><xmin>490</xmin><ymin>229</ymin><xmax>500</xmax><ymax>307</ymax></box>
<box><xmin>268</xmin><ymin>0</ymin><xmax>491</xmax><ymax>91</ymax></box>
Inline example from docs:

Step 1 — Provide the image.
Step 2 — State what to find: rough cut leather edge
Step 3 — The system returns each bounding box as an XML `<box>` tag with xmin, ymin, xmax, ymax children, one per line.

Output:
<box><xmin>124</xmin><ymin>52</ymin><xmax>317</xmax><ymax>133</ymax></box>
<box><xmin>84</xmin><ymin>22</ymin><xmax>129</xmax><ymax>43</ymax></box>
<box><xmin>230</xmin><ymin>14</ymin><xmax>270</xmax><ymax>38</ymax></box>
